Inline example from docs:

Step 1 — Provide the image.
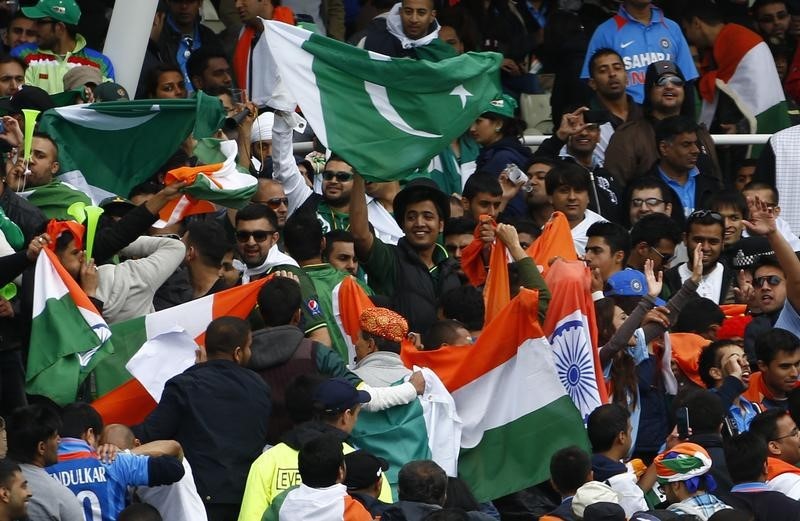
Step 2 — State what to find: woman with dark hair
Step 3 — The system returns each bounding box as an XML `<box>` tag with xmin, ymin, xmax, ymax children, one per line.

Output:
<box><xmin>470</xmin><ymin>94</ymin><xmax>532</xmax><ymax>216</ymax></box>
<box><xmin>145</xmin><ymin>63</ymin><xmax>187</xmax><ymax>99</ymax></box>
<box><xmin>595</xmin><ymin>250</ymin><xmax>703</xmax><ymax>461</ymax></box>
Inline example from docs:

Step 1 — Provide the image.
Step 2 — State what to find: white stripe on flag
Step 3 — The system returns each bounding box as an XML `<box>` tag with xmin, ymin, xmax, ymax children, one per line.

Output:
<box><xmin>453</xmin><ymin>337</ymin><xmax>566</xmax><ymax>449</ymax></box>
<box><xmin>264</xmin><ymin>22</ymin><xmax>328</xmax><ymax>144</ymax></box>
<box><xmin>144</xmin><ymin>295</ymin><xmax>214</xmax><ymax>340</ymax></box>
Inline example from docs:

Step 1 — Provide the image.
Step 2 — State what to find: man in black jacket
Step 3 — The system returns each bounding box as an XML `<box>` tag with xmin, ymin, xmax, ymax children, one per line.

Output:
<box><xmin>158</xmin><ymin>0</ymin><xmax>224</xmax><ymax>95</ymax></box>
<box><xmin>350</xmin><ymin>174</ymin><xmax>460</xmax><ymax>334</ymax></box>
<box><xmin>133</xmin><ymin>316</ymin><xmax>271</xmax><ymax>521</ymax></box>
<box><xmin>362</xmin><ymin>0</ymin><xmax>454</xmax><ymax>60</ymax></box>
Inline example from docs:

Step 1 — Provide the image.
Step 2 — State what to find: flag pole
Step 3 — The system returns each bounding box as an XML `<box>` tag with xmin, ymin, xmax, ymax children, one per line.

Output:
<box><xmin>102</xmin><ymin>0</ymin><xmax>158</xmax><ymax>96</ymax></box>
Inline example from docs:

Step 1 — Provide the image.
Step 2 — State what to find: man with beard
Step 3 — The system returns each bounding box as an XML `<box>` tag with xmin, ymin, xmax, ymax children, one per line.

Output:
<box><xmin>271</xmin><ymin>111</ymin><xmax>403</xmax><ymax>244</ymax></box>
<box><xmin>233</xmin><ymin>203</ymin><xmax>330</xmax><ymax>345</ymax></box>
<box><xmin>350</xmin><ymin>174</ymin><xmax>460</xmax><ymax>334</ymax></box>
<box><xmin>604</xmin><ymin>60</ymin><xmax>721</xmax><ymax>185</ymax></box>
<box><xmin>12</xmin><ymin>0</ymin><xmax>114</xmax><ymax>94</ymax></box>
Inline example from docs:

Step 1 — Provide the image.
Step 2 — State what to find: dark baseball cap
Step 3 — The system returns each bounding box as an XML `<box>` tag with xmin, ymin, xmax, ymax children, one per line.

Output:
<box><xmin>313</xmin><ymin>378</ymin><xmax>371</xmax><ymax>413</ymax></box>
<box><xmin>343</xmin><ymin>450</ymin><xmax>389</xmax><ymax>490</ymax></box>
<box><xmin>9</xmin><ymin>85</ymin><xmax>55</xmax><ymax>115</ymax></box>
<box><xmin>94</xmin><ymin>82</ymin><xmax>130</xmax><ymax>102</ymax></box>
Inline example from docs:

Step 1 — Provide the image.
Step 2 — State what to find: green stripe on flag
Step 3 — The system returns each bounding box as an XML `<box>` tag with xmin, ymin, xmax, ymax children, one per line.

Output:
<box><xmin>457</xmin><ymin>395</ymin><xmax>589</xmax><ymax>502</ymax></box>
<box><xmin>753</xmin><ymin>100</ymin><xmax>791</xmax><ymax>156</ymax></box>
<box><xmin>350</xmin><ymin>398</ymin><xmax>430</xmax><ymax>498</ymax></box>
<box><xmin>92</xmin><ymin>316</ymin><xmax>148</xmax><ymax>396</ymax></box>
<box><xmin>27</xmin><ymin>296</ymin><xmax>112</xmax><ymax>404</ymax></box>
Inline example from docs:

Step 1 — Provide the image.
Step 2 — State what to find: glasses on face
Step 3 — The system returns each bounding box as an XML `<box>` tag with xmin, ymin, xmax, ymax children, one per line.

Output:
<box><xmin>36</xmin><ymin>18</ymin><xmax>58</xmax><ymax>27</ymax></box>
<box><xmin>322</xmin><ymin>170</ymin><xmax>353</xmax><ymax>182</ymax></box>
<box><xmin>235</xmin><ymin>230</ymin><xmax>275</xmax><ymax>243</ymax></box>
<box><xmin>656</xmin><ymin>75</ymin><xmax>685</xmax><ymax>88</ymax></box>
<box><xmin>755</xmin><ymin>275</ymin><xmax>783</xmax><ymax>287</ymax></box>
<box><xmin>261</xmin><ymin>197</ymin><xmax>289</xmax><ymax>210</ymax></box>
<box><xmin>772</xmin><ymin>426</ymin><xmax>800</xmax><ymax>441</ymax></box>
<box><xmin>650</xmin><ymin>246</ymin><xmax>674</xmax><ymax>265</ymax></box>
<box><xmin>631</xmin><ymin>197</ymin><xmax>665</xmax><ymax>208</ymax></box>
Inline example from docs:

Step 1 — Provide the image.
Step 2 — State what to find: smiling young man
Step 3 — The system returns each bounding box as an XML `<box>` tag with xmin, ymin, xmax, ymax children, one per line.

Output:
<box><xmin>545</xmin><ymin>161</ymin><xmax>606</xmax><ymax>256</ymax></box>
<box><xmin>699</xmin><ymin>340</ymin><xmax>759</xmax><ymax>434</ymax></box>
<box><xmin>350</xmin><ymin>174</ymin><xmax>460</xmax><ymax>334</ymax></box>
<box><xmin>663</xmin><ymin>210</ymin><xmax>734</xmax><ymax>304</ymax></box>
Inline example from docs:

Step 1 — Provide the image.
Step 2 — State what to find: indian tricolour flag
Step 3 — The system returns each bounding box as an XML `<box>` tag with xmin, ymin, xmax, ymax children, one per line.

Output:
<box><xmin>38</xmin><ymin>95</ymin><xmax>225</xmax><ymax>202</ymax></box>
<box><xmin>402</xmin><ymin>288</ymin><xmax>589</xmax><ymax>502</ymax></box>
<box><xmin>155</xmin><ymin>139</ymin><xmax>257</xmax><ymax>228</ymax></box>
<box><xmin>263</xmin><ymin>21</ymin><xmax>502</xmax><ymax>181</ymax></box>
<box><xmin>698</xmin><ymin>23</ymin><xmax>790</xmax><ymax>155</ymax></box>
<box><xmin>28</xmin><ymin>248</ymin><xmax>113</xmax><ymax>404</ymax></box>
<box><xmin>543</xmin><ymin>259</ymin><xmax>607</xmax><ymax>422</ymax></box>
<box><xmin>91</xmin><ymin>278</ymin><xmax>270</xmax><ymax>426</ymax></box>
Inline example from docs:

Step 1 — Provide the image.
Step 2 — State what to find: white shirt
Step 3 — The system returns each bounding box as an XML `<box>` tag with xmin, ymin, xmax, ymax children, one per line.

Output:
<box><xmin>570</xmin><ymin>209</ymin><xmax>606</xmax><ymax>257</ymax></box>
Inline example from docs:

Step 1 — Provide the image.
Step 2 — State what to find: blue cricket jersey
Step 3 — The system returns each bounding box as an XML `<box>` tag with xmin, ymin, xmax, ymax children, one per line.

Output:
<box><xmin>47</xmin><ymin>438</ymin><xmax>150</xmax><ymax>521</ymax></box>
<box><xmin>581</xmin><ymin>5</ymin><xmax>698</xmax><ymax>103</ymax></box>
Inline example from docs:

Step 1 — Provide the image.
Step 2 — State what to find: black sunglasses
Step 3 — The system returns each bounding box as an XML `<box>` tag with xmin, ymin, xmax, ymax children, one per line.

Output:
<box><xmin>649</xmin><ymin>246</ymin><xmax>674</xmax><ymax>265</ymax></box>
<box><xmin>253</xmin><ymin>197</ymin><xmax>289</xmax><ymax>210</ymax></box>
<box><xmin>755</xmin><ymin>275</ymin><xmax>783</xmax><ymax>287</ymax></box>
<box><xmin>656</xmin><ymin>75</ymin><xmax>684</xmax><ymax>87</ymax></box>
<box><xmin>236</xmin><ymin>230</ymin><xmax>276</xmax><ymax>243</ymax></box>
<box><xmin>322</xmin><ymin>170</ymin><xmax>353</xmax><ymax>182</ymax></box>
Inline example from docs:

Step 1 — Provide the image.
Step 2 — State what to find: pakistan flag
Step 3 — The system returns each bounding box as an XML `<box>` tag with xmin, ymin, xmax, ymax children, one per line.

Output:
<box><xmin>264</xmin><ymin>21</ymin><xmax>502</xmax><ymax>181</ymax></box>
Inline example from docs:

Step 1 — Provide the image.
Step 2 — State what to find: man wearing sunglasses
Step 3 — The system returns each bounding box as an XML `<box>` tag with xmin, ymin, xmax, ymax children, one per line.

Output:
<box><xmin>271</xmin><ymin>111</ymin><xmax>403</xmax><ymax>244</ymax></box>
<box><xmin>752</xmin><ymin>0</ymin><xmax>792</xmax><ymax>44</ymax></box>
<box><xmin>605</xmin><ymin>61</ymin><xmax>721</xmax><ymax>185</ymax></box>
<box><xmin>745</xmin><ymin>257</ymin><xmax>789</xmax><ymax>367</ymax></box>
<box><xmin>11</xmin><ymin>0</ymin><xmax>114</xmax><ymax>95</ymax></box>
<box><xmin>627</xmin><ymin>213</ymin><xmax>682</xmax><ymax>274</ymax></box>
<box><xmin>234</xmin><ymin>203</ymin><xmax>331</xmax><ymax>344</ymax></box>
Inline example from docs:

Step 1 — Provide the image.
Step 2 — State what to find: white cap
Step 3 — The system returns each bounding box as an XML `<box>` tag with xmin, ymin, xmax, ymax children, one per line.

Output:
<box><xmin>250</xmin><ymin>111</ymin><xmax>275</xmax><ymax>143</ymax></box>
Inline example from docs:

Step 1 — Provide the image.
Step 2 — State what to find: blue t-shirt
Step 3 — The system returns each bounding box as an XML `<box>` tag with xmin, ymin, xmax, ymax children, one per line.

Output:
<box><xmin>659</xmin><ymin>166</ymin><xmax>699</xmax><ymax>216</ymax></box>
<box><xmin>47</xmin><ymin>438</ymin><xmax>150</xmax><ymax>521</ymax></box>
<box><xmin>581</xmin><ymin>5</ymin><xmax>698</xmax><ymax>103</ymax></box>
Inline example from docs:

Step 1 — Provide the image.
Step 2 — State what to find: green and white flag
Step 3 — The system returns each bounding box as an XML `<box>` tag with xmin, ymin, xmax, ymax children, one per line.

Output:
<box><xmin>263</xmin><ymin>21</ymin><xmax>502</xmax><ymax>181</ymax></box>
<box><xmin>39</xmin><ymin>94</ymin><xmax>225</xmax><ymax>201</ymax></box>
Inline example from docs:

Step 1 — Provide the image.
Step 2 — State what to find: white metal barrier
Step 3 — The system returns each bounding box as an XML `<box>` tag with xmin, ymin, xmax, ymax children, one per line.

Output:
<box><xmin>290</xmin><ymin>134</ymin><xmax>773</xmax><ymax>153</ymax></box>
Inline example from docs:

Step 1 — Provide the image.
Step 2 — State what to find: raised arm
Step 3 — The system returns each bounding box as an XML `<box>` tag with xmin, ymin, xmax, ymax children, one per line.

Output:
<box><xmin>349</xmin><ymin>173</ymin><xmax>374</xmax><ymax>259</ymax></box>
<box><xmin>272</xmin><ymin>111</ymin><xmax>313</xmax><ymax>217</ymax></box>
<box><xmin>744</xmin><ymin>196</ymin><xmax>800</xmax><ymax>312</ymax></box>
